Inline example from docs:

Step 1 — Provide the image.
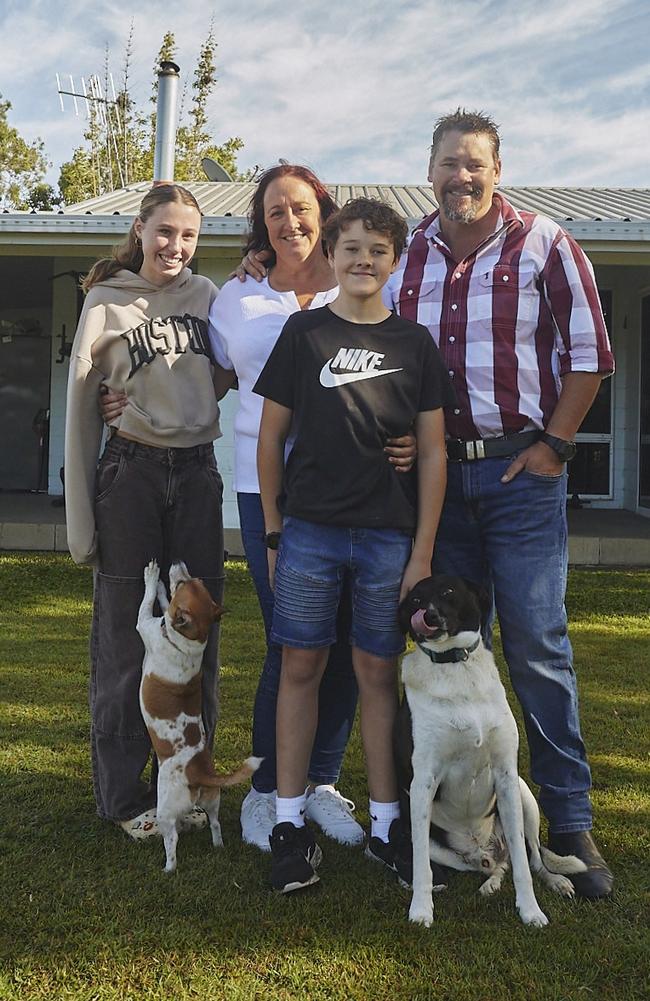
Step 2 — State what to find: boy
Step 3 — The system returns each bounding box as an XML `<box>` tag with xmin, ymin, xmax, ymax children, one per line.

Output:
<box><xmin>254</xmin><ymin>198</ymin><xmax>454</xmax><ymax>893</ymax></box>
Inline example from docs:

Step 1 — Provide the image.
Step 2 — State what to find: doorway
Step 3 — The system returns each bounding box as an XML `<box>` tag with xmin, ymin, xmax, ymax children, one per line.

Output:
<box><xmin>0</xmin><ymin>257</ymin><xmax>53</xmax><ymax>491</ymax></box>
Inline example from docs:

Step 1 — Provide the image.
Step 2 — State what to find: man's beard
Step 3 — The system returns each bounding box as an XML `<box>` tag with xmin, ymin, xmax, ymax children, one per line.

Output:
<box><xmin>441</xmin><ymin>186</ymin><xmax>483</xmax><ymax>223</ymax></box>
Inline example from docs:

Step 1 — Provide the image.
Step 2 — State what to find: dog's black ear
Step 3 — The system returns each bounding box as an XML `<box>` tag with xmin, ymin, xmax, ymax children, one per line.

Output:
<box><xmin>462</xmin><ymin>578</ymin><xmax>492</xmax><ymax>628</ymax></box>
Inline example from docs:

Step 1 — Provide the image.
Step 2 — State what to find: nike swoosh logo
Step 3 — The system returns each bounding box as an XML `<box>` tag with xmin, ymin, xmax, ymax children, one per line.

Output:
<box><xmin>319</xmin><ymin>360</ymin><xmax>403</xmax><ymax>387</ymax></box>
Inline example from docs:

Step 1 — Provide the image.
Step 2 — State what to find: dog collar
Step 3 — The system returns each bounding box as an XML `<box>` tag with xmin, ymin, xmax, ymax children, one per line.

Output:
<box><xmin>416</xmin><ymin>636</ymin><xmax>480</xmax><ymax>663</ymax></box>
<box><xmin>161</xmin><ymin>618</ymin><xmax>187</xmax><ymax>654</ymax></box>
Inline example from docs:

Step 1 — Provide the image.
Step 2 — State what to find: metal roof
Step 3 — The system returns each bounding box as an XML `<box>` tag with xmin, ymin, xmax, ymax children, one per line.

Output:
<box><xmin>62</xmin><ymin>181</ymin><xmax>650</xmax><ymax>224</ymax></box>
<box><xmin>2</xmin><ymin>184</ymin><xmax>649</xmax><ymax>250</ymax></box>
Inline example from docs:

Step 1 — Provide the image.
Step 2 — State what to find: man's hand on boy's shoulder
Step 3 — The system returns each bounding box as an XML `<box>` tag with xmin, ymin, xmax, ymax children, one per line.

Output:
<box><xmin>384</xmin><ymin>431</ymin><xmax>417</xmax><ymax>472</ymax></box>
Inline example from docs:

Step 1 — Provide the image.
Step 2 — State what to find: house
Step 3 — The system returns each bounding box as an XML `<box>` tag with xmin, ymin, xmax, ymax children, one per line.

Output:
<box><xmin>1</xmin><ymin>180</ymin><xmax>649</xmax><ymax>549</ymax></box>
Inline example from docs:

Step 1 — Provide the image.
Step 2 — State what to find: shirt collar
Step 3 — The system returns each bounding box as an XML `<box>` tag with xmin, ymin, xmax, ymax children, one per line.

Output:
<box><xmin>414</xmin><ymin>193</ymin><xmax>524</xmax><ymax>256</ymax></box>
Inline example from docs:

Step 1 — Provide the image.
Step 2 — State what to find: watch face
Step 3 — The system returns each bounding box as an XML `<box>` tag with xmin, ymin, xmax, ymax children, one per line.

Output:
<box><xmin>542</xmin><ymin>434</ymin><xmax>576</xmax><ymax>461</ymax></box>
<box><xmin>553</xmin><ymin>438</ymin><xmax>577</xmax><ymax>461</ymax></box>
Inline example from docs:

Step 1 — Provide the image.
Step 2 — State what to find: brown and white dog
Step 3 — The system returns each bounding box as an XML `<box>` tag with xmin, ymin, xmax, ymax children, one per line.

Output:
<box><xmin>395</xmin><ymin>575</ymin><xmax>586</xmax><ymax>928</ymax></box>
<box><xmin>137</xmin><ymin>559</ymin><xmax>260</xmax><ymax>872</ymax></box>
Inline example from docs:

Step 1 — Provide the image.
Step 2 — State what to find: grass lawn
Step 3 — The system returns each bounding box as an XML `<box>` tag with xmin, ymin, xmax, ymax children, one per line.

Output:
<box><xmin>0</xmin><ymin>553</ymin><xmax>648</xmax><ymax>1001</ymax></box>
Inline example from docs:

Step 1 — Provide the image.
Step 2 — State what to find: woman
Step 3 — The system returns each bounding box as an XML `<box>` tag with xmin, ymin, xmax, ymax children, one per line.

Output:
<box><xmin>65</xmin><ymin>184</ymin><xmax>225</xmax><ymax>839</ymax></box>
<box><xmin>207</xmin><ymin>165</ymin><xmax>413</xmax><ymax>851</ymax></box>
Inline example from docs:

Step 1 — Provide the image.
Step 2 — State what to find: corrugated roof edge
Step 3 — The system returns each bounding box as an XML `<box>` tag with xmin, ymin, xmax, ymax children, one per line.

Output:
<box><xmin>58</xmin><ymin>183</ymin><xmax>650</xmax><ymax>223</ymax></box>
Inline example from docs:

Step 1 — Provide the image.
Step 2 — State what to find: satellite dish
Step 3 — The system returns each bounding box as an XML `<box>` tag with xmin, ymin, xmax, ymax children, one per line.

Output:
<box><xmin>201</xmin><ymin>157</ymin><xmax>234</xmax><ymax>182</ymax></box>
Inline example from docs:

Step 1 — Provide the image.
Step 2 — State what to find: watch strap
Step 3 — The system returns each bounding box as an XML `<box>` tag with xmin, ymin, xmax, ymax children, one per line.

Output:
<box><xmin>539</xmin><ymin>432</ymin><xmax>577</xmax><ymax>461</ymax></box>
<box><xmin>265</xmin><ymin>531</ymin><xmax>282</xmax><ymax>550</ymax></box>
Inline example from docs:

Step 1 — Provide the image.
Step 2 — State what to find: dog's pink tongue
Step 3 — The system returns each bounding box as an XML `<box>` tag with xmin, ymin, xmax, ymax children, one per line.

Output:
<box><xmin>411</xmin><ymin>608</ymin><xmax>436</xmax><ymax>635</ymax></box>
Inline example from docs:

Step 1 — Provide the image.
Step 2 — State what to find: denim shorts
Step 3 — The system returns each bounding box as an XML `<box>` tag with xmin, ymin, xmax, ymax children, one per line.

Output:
<box><xmin>271</xmin><ymin>516</ymin><xmax>412</xmax><ymax>659</ymax></box>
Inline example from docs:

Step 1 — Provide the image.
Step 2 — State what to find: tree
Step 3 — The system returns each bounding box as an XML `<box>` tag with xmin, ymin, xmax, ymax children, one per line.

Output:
<box><xmin>57</xmin><ymin>147</ymin><xmax>97</xmax><ymax>206</ymax></box>
<box><xmin>174</xmin><ymin>27</ymin><xmax>249</xmax><ymax>183</ymax></box>
<box><xmin>25</xmin><ymin>182</ymin><xmax>61</xmax><ymax>212</ymax></box>
<box><xmin>58</xmin><ymin>26</ymin><xmax>252</xmax><ymax>204</ymax></box>
<box><xmin>0</xmin><ymin>96</ymin><xmax>55</xmax><ymax>210</ymax></box>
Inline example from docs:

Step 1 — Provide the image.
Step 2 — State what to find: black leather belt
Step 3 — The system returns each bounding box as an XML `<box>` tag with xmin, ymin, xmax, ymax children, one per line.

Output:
<box><xmin>446</xmin><ymin>430</ymin><xmax>541</xmax><ymax>461</ymax></box>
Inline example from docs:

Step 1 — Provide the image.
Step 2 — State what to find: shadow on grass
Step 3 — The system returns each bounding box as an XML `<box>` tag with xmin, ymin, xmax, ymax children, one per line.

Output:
<box><xmin>1</xmin><ymin>556</ymin><xmax>650</xmax><ymax>1000</ymax></box>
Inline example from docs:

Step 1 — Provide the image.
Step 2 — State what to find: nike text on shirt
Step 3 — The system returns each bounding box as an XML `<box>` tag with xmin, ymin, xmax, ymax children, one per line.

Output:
<box><xmin>320</xmin><ymin>347</ymin><xmax>402</xmax><ymax>387</ymax></box>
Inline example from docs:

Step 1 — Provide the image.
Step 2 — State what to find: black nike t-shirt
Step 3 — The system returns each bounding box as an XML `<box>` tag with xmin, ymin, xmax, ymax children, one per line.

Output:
<box><xmin>253</xmin><ymin>305</ymin><xmax>455</xmax><ymax>532</ymax></box>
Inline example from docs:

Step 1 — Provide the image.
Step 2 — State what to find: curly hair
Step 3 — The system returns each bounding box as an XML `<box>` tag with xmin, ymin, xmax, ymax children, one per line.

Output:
<box><xmin>82</xmin><ymin>184</ymin><xmax>201</xmax><ymax>292</ymax></box>
<box><xmin>243</xmin><ymin>164</ymin><xmax>338</xmax><ymax>266</ymax></box>
<box><xmin>323</xmin><ymin>197</ymin><xmax>408</xmax><ymax>261</ymax></box>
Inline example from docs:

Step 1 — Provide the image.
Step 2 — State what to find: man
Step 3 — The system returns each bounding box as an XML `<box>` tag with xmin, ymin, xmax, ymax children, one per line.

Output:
<box><xmin>387</xmin><ymin>109</ymin><xmax>614</xmax><ymax>899</ymax></box>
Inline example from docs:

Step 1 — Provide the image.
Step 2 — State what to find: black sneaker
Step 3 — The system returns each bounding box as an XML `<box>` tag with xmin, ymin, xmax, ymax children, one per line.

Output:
<box><xmin>365</xmin><ymin>818</ymin><xmax>414</xmax><ymax>887</ymax></box>
<box><xmin>269</xmin><ymin>822</ymin><xmax>323</xmax><ymax>893</ymax></box>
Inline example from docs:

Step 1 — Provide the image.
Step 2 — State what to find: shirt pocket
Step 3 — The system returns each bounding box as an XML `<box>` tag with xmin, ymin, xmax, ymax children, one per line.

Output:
<box><xmin>95</xmin><ymin>451</ymin><xmax>127</xmax><ymax>504</ymax></box>
<box><xmin>397</xmin><ymin>279</ymin><xmax>439</xmax><ymax>320</ymax></box>
<box><xmin>477</xmin><ymin>265</ymin><xmax>539</xmax><ymax>325</ymax></box>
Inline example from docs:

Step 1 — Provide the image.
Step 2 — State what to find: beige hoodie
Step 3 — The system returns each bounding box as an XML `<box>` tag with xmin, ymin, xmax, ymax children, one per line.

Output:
<box><xmin>64</xmin><ymin>268</ymin><xmax>220</xmax><ymax>565</ymax></box>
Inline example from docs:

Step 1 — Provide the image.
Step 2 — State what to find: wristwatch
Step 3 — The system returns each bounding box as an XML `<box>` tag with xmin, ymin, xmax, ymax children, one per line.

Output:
<box><xmin>265</xmin><ymin>531</ymin><xmax>282</xmax><ymax>550</ymax></box>
<box><xmin>539</xmin><ymin>432</ymin><xmax>577</xmax><ymax>462</ymax></box>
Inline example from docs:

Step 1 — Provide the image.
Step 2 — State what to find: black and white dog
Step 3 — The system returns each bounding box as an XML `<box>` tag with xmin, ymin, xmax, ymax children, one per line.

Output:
<box><xmin>395</xmin><ymin>575</ymin><xmax>586</xmax><ymax>928</ymax></box>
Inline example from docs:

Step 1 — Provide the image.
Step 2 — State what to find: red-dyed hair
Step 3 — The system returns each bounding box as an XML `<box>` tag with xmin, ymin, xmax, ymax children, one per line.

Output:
<box><xmin>244</xmin><ymin>164</ymin><xmax>338</xmax><ymax>265</ymax></box>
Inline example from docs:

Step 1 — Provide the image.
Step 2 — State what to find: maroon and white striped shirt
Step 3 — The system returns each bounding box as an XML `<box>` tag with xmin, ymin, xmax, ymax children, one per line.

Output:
<box><xmin>386</xmin><ymin>194</ymin><xmax>614</xmax><ymax>441</ymax></box>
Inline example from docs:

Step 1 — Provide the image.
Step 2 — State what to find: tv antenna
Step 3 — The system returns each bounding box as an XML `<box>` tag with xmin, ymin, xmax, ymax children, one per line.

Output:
<box><xmin>56</xmin><ymin>68</ymin><xmax>127</xmax><ymax>193</ymax></box>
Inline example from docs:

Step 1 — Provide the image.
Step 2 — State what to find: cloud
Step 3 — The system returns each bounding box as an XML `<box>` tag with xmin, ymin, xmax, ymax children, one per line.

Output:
<box><xmin>0</xmin><ymin>0</ymin><xmax>648</xmax><ymax>191</ymax></box>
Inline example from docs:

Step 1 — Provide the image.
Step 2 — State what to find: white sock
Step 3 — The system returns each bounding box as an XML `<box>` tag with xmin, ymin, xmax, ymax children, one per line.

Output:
<box><xmin>276</xmin><ymin>793</ymin><xmax>307</xmax><ymax>828</ymax></box>
<box><xmin>369</xmin><ymin>800</ymin><xmax>400</xmax><ymax>842</ymax></box>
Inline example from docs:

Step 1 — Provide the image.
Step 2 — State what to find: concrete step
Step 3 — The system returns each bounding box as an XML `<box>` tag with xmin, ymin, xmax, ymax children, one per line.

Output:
<box><xmin>1</xmin><ymin>493</ymin><xmax>649</xmax><ymax>566</ymax></box>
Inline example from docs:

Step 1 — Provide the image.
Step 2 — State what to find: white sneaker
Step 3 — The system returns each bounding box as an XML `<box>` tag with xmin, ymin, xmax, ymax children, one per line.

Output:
<box><xmin>240</xmin><ymin>787</ymin><xmax>276</xmax><ymax>851</ymax></box>
<box><xmin>304</xmin><ymin>785</ymin><xmax>365</xmax><ymax>846</ymax></box>
<box><xmin>118</xmin><ymin>808</ymin><xmax>159</xmax><ymax>840</ymax></box>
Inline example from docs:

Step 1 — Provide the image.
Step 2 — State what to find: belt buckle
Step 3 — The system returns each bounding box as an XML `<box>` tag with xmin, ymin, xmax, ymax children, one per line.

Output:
<box><xmin>465</xmin><ymin>439</ymin><xmax>485</xmax><ymax>460</ymax></box>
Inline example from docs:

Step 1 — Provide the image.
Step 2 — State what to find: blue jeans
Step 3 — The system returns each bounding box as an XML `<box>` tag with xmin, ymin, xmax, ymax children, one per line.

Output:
<box><xmin>237</xmin><ymin>494</ymin><xmax>358</xmax><ymax>793</ymax></box>
<box><xmin>272</xmin><ymin>516</ymin><xmax>411</xmax><ymax>657</ymax></box>
<box><xmin>432</xmin><ymin>458</ymin><xmax>592</xmax><ymax>834</ymax></box>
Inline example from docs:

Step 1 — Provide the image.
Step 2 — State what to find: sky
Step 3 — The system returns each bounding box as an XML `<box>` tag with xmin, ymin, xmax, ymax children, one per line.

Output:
<box><xmin>1</xmin><ymin>0</ymin><xmax>649</xmax><ymax>195</ymax></box>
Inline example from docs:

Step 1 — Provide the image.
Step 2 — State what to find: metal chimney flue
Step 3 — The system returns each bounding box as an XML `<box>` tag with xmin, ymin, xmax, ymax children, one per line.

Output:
<box><xmin>153</xmin><ymin>61</ymin><xmax>180</xmax><ymax>183</ymax></box>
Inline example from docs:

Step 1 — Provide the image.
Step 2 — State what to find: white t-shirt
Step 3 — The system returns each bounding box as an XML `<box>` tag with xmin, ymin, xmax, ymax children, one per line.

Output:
<box><xmin>208</xmin><ymin>276</ymin><xmax>338</xmax><ymax>493</ymax></box>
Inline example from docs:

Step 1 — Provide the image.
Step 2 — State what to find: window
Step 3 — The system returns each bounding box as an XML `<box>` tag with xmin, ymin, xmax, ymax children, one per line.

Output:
<box><xmin>567</xmin><ymin>289</ymin><xmax>613</xmax><ymax>499</ymax></box>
